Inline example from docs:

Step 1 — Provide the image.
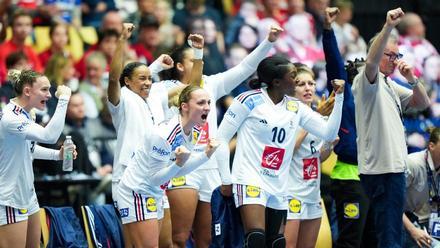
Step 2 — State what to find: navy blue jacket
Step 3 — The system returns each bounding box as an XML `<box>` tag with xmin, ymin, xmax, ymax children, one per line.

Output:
<box><xmin>323</xmin><ymin>29</ymin><xmax>358</xmax><ymax>165</ymax></box>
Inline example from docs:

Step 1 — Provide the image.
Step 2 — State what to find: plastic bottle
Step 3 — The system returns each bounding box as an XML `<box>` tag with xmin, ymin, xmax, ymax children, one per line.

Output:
<box><xmin>63</xmin><ymin>136</ymin><xmax>74</xmax><ymax>171</ymax></box>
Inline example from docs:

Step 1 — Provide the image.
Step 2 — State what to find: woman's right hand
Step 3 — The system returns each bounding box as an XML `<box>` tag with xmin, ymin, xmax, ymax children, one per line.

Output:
<box><xmin>187</xmin><ymin>34</ymin><xmax>205</xmax><ymax>49</ymax></box>
<box><xmin>410</xmin><ymin>227</ymin><xmax>431</xmax><ymax>248</ymax></box>
<box><xmin>121</xmin><ymin>23</ymin><xmax>134</xmax><ymax>40</ymax></box>
<box><xmin>55</xmin><ymin>85</ymin><xmax>71</xmax><ymax>98</ymax></box>
<box><xmin>175</xmin><ymin>146</ymin><xmax>191</xmax><ymax>167</ymax></box>
<box><xmin>205</xmin><ymin>138</ymin><xmax>220</xmax><ymax>158</ymax></box>
<box><xmin>331</xmin><ymin>79</ymin><xmax>345</xmax><ymax>94</ymax></box>
<box><xmin>267</xmin><ymin>25</ymin><xmax>284</xmax><ymax>43</ymax></box>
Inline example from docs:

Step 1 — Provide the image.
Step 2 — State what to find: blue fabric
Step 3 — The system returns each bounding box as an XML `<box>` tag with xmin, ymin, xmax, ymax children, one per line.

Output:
<box><xmin>85</xmin><ymin>204</ymin><xmax>124</xmax><ymax>248</ymax></box>
<box><xmin>323</xmin><ymin>29</ymin><xmax>358</xmax><ymax>165</ymax></box>
<box><xmin>210</xmin><ymin>187</ymin><xmax>244</xmax><ymax>248</ymax></box>
<box><xmin>45</xmin><ymin>207</ymin><xmax>88</xmax><ymax>248</ymax></box>
<box><xmin>360</xmin><ymin>173</ymin><xmax>406</xmax><ymax>248</ymax></box>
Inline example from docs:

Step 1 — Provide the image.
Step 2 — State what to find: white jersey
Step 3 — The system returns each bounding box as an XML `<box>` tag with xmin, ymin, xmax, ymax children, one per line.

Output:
<box><xmin>217</xmin><ymin>88</ymin><xmax>343</xmax><ymax>196</ymax></box>
<box><xmin>288</xmin><ymin>130</ymin><xmax>323</xmax><ymax>203</ymax></box>
<box><xmin>159</xmin><ymin>39</ymin><xmax>275</xmax><ymax>170</ymax></box>
<box><xmin>108</xmin><ymin>85</ymin><xmax>167</xmax><ymax>182</ymax></box>
<box><xmin>0</xmin><ymin>96</ymin><xmax>69</xmax><ymax>208</ymax></box>
<box><xmin>119</xmin><ymin>115</ymin><xmax>205</xmax><ymax>198</ymax></box>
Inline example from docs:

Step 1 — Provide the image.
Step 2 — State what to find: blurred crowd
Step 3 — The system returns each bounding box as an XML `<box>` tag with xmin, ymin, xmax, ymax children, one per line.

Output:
<box><xmin>0</xmin><ymin>0</ymin><xmax>438</xmax><ymax>200</ymax></box>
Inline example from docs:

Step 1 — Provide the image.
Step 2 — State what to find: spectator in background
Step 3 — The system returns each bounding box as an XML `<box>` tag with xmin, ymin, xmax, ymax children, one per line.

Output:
<box><xmin>39</xmin><ymin>22</ymin><xmax>71</xmax><ymax>66</ymax></box>
<box><xmin>155</xmin><ymin>0</ymin><xmax>183</xmax><ymax>53</ymax></box>
<box><xmin>225</xmin><ymin>0</ymin><xmax>259</xmax><ymax>49</ymax></box>
<box><xmin>286</xmin><ymin>0</ymin><xmax>315</xmax><ymax>33</ymax></box>
<box><xmin>44</xmin><ymin>54</ymin><xmax>78</xmax><ymax>116</ymax></box>
<box><xmin>42</xmin><ymin>0</ymin><xmax>82</xmax><ymax>25</ymax></box>
<box><xmin>283</xmin><ymin>14</ymin><xmax>324</xmax><ymax>68</ymax></box>
<box><xmin>397</xmin><ymin>12</ymin><xmax>439</xmax><ymax>79</ymax></box>
<box><xmin>172</xmin><ymin>0</ymin><xmax>223</xmax><ymax>47</ymax></box>
<box><xmin>200</xmin><ymin>17</ymin><xmax>226</xmax><ymax>75</ymax></box>
<box><xmin>352</xmin><ymin>8</ymin><xmax>430</xmax><ymax>247</ymax></box>
<box><xmin>81</xmin><ymin>0</ymin><xmax>117</xmax><ymax>28</ymax></box>
<box><xmin>0</xmin><ymin>10</ymin><xmax>43</xmax><ymax>84</ymax></box>
<box><xmin>332</xmin><ymin>0</ymin><xmax>367</xmax><ymax>61</ymax></box>
<box><xmin>126</xmin><ymin>0</ymin><xmax>157</xmax><ymax>42</ymax></box>
<box><xmin>236</xmin><ymin>24</ymin><xmax>259</xmax><ymax>53</ymax></box>
<box><xmin>0</xmin><ymin>51</ymin><xmax>30</xmax><ymax>107</ymax></box>
<box><xmin>132</xmin><ymin>14</ymin><xmax>160</xmax><ymax>64</ymax></box>
<box><xmin>79</xmin><ymin>51</ymin><xmax>107</xmax><ymax>119</ymax></box>
<box><xmin>64</xmin><ymin>92</ymin><xmax>114</xmax><ymax>177</ymax></box>
<box><xmin>306</xmin><ymin>0</ymin><xmax>330</xmax><ymax>41</ymax></box>
<box><xmin>75</xmin><ymin>29</ymin><xmax>119</xmax><ymax>79</ymax></box>
<box><xmin>101</xmin><ymin>10</ymin><xmax>123</xmax><ymax>33</ymax></box>
<box><xmin>403</xmin><ymin>127</ymin><xmax>440</xmax><ymax>248</ymax></box>
<box><xmin>258</xmin><ymin>0</ymin><xmax>288</xmax><ymax>26</ymax></box>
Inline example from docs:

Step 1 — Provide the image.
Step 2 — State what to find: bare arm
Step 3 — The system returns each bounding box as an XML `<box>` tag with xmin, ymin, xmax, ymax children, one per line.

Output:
<box><xmin>365</xmin><ymin>8</ymin><xmax>404</xmax><ymax>83</ymax></box>
<box><xmin>108</xmin><ymin>23</ymin><xmax>134</xmax><ymax>105</ymax></box>
<box><xmin>408</xmin><ymin>82</ymin><xmax>430</xmax><ymax>109</ymax></box>
<box><xmin>187</xmin><ymin>34</ymin><xmax>205</xmax><ymax>87</ymax></box>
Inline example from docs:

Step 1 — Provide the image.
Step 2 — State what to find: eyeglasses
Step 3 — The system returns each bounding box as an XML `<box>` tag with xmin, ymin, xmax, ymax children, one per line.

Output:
<box><xmin>383</xmin><ymin>52</ymin><xmax>403</xmax><ymax>62</ymax></box>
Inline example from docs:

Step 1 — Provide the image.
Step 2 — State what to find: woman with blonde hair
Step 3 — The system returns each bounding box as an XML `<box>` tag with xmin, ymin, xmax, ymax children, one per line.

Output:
<box><xmin>0</xmin><ymin>69</ymin><xmax>72</xmax><ymax>247</ymax></box>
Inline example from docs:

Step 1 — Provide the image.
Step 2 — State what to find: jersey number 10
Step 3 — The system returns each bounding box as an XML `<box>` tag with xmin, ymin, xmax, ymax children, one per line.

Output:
<box><xmin>271</xmin><ymin>127</ymin><xmax>286</xmax><ymax>144</ymax></box>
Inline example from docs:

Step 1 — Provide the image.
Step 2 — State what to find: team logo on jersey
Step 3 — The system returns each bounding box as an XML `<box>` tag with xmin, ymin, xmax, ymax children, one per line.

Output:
<box><xmin>145</xmin><ymin>197</ymin><xmax>157</xmax><ymax>213</ymax></box>
<box><xmin>193</xmin><ymin>123</ymin><xmax>209</xmax><ymax>145</ymax></box>
<box><xmin>303</xmin><ymin>158</ymin><xmax>318</xmax><ymax>180</ymax></box>
<box><xmin>261</xmin><ymin>146</ymin><xmax>285</xmax><ymax>170</ymax></box>
<box><xmin>289</xmin><ymin>198</ymin><xmax>301</xmax><ymax>213</ymax></box>
<box><xmin>344</xmin><ymin>203</ymin><xmax>359</xmax><ymax>219</ymax></box>
<box><xmin>18</xmin><ymin>208</ymin><xmax>28</xmax><ymax>215</ymax></box>
<box><xmin>171</xmin><ymin>176</ymin><xmax>186</xmax><ymax>187</ymax></box>
<box><xmin>119</xmin><ymin>208</ymin><xmax>129</xmax><ymax>218</ymax></box>
<box><xmin>12</xmin><ymin>105</ymin><xmax>22</xmax><ymax>115</ymax></box>
<box><xmin>286</xmin><ymin>100</ymin><xmax>298</xmax><ymax>113</ymax></box>
<box><xmin>246</xmin><ymin>186</ymin><xmax>260</xmax><ymax>198</ymax></box>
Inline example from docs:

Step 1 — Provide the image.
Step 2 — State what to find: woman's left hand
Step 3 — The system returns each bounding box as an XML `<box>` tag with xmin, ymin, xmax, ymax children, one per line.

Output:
<box><xmin>59</xmin><ymin>145</ymin><xmax>77</xmax><ymax>160</ymax></box>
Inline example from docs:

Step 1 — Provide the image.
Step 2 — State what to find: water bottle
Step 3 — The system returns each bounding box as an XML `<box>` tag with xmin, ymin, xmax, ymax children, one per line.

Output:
<box><xmin>63</xmin><ymin>136</ymin><xmax>74</xmax><ymax>171</ymax></box>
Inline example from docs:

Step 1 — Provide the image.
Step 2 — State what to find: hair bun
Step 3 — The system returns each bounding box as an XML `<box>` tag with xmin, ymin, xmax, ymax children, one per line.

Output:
<box><xmin>7</xmin><ymin>69</ymin><xmax>21</xmax><ymax>85</ymax></box>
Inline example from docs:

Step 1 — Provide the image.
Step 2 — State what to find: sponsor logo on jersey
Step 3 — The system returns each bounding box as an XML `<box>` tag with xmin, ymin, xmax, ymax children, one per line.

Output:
<box><xmin>344</xmin><ymin>203</ymin><xmax>359</xmax><ymax>219</ymax></box>
<box><xmin>286</xmin><ymin>100</ymin><xmax>299</xmax><ymax>113</ymax></box>
<box><xmin>289</xmin><ymin>198</ymin><xmax>301</xmax><ymax>213</ymax></box>
<box><xmin>171</xmin><ymin>176</ymin><xmax>186</xmax><ymax>187</ymax></box>
<box><xmin>18</xmin><ymin>208</ymin><xmax>28</xmax><ymax>215</ymax></box>
<box><xmin>17</xmin><ymin>121</ymin><xmax>30</xmax><ymax>131</ymax></box>
<box><xmin>146</xmin><ymin>197</ymin><xmax>157</xmax><ymax>212</ymax></box>
<box><xmin>119</xmin><ymin>208</ymin><xmax>129</xmax><ymax>218</ymax></box>
<box><xmin>246</xmin><ymin>186</ymin><xmax>260</xmax><ymax>198</ymax></box>
<box><xmin>152</xmin><ymin>146</ymin><xmax>170</xmax><ymax>156</ymax></box>
<box><xmin>193</xmin><ymin>123</ymin><xmax>209</xmax><ymax>145</ymax></box>
<box><xmin>261</xmin><ymin>146</ymin><xmax>285</xmax><ymax>170</ymax></box>
<box><xmin>303</xmin><ymin>158</ymin><xmax>318</xmax><ymax>180</ymax></box>
<box><xmin>260</xmin><ymin>168</ymin><xmax>278</xmax><ymax>178</ymax></box>
<box><xmin>226</xmin><ymin>109</ymin><xmax>236</xmax><ymax>119</ymax></box>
